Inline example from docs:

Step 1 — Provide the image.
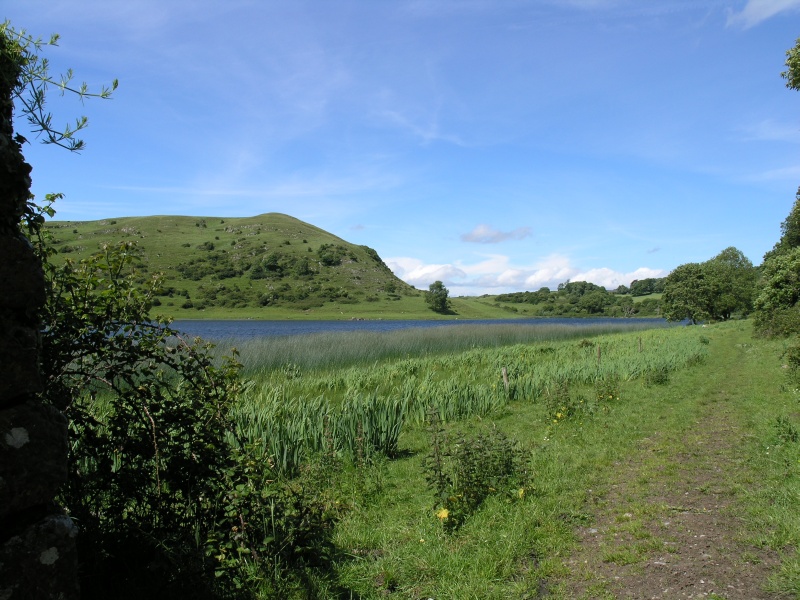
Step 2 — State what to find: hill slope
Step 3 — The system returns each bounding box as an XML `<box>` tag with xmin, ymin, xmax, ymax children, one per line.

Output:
<box><xmin>44</xmin><ymin>213</ymin><xmax>422</xmax><ymax>317</ymax></box>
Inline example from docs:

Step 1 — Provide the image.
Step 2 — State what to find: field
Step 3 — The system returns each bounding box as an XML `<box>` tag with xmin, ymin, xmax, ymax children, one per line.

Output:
<box><xmin>220</xmin><ymin>319</ymin><xmax>800</xmax><ymax>598</ymax></box>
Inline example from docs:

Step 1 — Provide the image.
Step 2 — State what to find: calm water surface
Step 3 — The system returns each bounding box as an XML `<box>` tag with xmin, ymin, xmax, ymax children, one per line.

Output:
<box><xmin>172</xmin><ymin>317</ymin><xmax>670</xmax><ymax>341</ymax></box>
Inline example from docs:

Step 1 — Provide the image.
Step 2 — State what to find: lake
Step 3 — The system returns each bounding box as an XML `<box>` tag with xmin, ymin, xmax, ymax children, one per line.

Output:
<box><xmin>172</xmin><ymin>317</ymin><xmax>672</xmax><ymax>341</ymax></box>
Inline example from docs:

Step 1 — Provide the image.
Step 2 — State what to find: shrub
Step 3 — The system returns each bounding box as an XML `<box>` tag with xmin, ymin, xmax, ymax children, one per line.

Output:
<box><xmin>423</xmin><ymin>413</ymin><xmax>527</xmax><ymax>533</ymax></box>
<box><xmin>26</xmin><ymin>207</ymin><xmax>340</xmax><ymax>598</ymax></box>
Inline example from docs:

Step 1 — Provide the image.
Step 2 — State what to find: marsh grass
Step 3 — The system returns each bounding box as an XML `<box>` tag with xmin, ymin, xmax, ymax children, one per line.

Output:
<box><xmin>222</xmin><ymin>320</ymin><xmax>670</xmax><ymax>375</ymax></box>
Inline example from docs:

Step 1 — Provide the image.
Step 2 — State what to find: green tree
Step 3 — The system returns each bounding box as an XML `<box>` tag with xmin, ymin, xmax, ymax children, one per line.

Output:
<box><xmin>425</xmin><ymin>280</ymin><xmax>451</xmax><ymax>313</ymax></box>
<box><xmin>754</xmin><ymin>247</ymin><xmax>800</xmax><ymax>336</ymax></box>
<box><xmin>764</xmin><ymin>187</ymin><xmax>800</xmax><ymax>263</ymax></box>
<box><xmin>661</xmin><ymin>262</ymin><xmax>712</xmax><ymax>324</ymax></box>
<box><xmin>578</xmin><ymin>289</ymin><xmax>612</xmax><ymax>314</ymax></box>
<box><xmin>662</xmin><ymin>248</ymin><xmax>756</xmax><ymax>324</ymax></box>
<box><xmin>782</xmin><ymin>36</ymin><xmax>800</xmax><ymax>91</ymax></box>
<box><xmin>704</xmin><ymin>246</ymin><xmax>757</xmax><ymax>320</ymax></box>
<box><xmin>751</xmin><ymin>38</ymin><xmax>800</xmax><ymax>335</ymax></box>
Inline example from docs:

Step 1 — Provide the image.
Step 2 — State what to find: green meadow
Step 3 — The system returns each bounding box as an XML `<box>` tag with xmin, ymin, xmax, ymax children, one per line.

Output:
<box><xmin>211</xmin><ymin>319</ymin><xmax>800</xmax><ymax>598</ymax></box>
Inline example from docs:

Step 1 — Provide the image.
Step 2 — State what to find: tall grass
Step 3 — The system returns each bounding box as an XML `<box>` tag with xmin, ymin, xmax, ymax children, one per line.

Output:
<box><xmin>230</xmin><ymin>326</ymin><xmax>706</xmax><ymax>475</ymax></box>
<box><xmin>220</xmin><ymin>320</ymin><xmax>671</xmax><ymax>375</ymax></box>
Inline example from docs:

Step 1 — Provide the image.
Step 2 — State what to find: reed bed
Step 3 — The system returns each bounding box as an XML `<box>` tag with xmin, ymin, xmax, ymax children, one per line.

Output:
<box><xmin>220</xmin><ymin>320</ymin><xmax>669</xmax><ymax>375</ymax></box>
<box><xmin>231</xmin><ymin>325</ymin><xmax>706</xmax><ymax>475</ymax></box>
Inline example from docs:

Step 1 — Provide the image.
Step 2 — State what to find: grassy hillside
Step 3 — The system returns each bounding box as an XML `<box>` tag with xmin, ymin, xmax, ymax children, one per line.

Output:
<box><xmin>44</xmin><ymin>213</ymin><xmax>438</xmax><ymax>319</ymax></box>
<box><xmin>44</xmin><ymin>213</ymin><xmax>662</xmax><ymax>320</ymax></box>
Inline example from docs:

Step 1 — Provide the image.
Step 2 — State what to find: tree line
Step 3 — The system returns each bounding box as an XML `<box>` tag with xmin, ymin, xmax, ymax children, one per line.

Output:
<box><xmin>495</xmin><ymin>280</ymin><xmax>663</xmax><ymax>317</ymax></box>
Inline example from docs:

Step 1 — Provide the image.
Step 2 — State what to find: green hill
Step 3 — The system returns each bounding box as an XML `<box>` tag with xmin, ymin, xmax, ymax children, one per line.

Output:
<box><xmin>44</xmin><ymin>213</ymin><xmax>430</xmax><ymax>319</ymax></box>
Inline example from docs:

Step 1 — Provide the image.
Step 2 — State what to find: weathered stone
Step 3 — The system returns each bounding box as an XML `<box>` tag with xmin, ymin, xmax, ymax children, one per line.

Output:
<box><xmin>0</xmin><ymin>400</ymin><xmax>68</xmax><ymax>518</ymax></box>
<box><xmin>0</xmin><ymin>235</ymin><xmax>45</xmax><ymax>310</ymax></box>
<box><xmin>0</xmin><ymin>315</ymin><xmax>41</xmax><ymax>404</ymax></box>
<box><xmin>0</xmin><ymin>512</ymin><xmax>79</xmax><ymax>600</ymax></box>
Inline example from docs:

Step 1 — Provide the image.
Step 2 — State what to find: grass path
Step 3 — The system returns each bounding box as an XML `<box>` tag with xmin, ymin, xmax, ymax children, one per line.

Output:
<box><xmin>550</xmin><ymin>324</ymin><xmax>786</xmax><ymax>599</ymax></box>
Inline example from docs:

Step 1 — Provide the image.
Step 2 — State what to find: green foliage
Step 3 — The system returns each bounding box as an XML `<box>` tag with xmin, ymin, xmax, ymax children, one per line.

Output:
<box><xmin>756</xmin><ymin>248</ymin><xmax>800</xmax><ymax>314</ymax></box>
<box><xmin>782</xmin><ymin>37</ymin><xmax>800</xmax><ymax>91</ymax></box>
<box><xmin>26</xmin><ymin>201</ymin><xmax>339</xmax><ymax>598</ymax></box>
<box><xmin>423</xmin><ymin>421</ymin><xmax>527</xmax><ymax>533</ymax></box>
<box><xmin>755</xmin><ymin>192</ymin><xmax>800</xmax><ymax>336</ymax></box>
<box><xmin>644</xmin><ymin>365</ymin><xmax>671</xmax><ymax>386</ymax></box>
<box><xmin>629</xmin><ymin>277</ymin><xmax>665</xmax><ymax>296</ymax></box>
<box><xmin>495</xmin><ymin>281</ymin><xmax>663</xmax><ymax>317</ymax></box>
<box><xmin>317</xmin><ymin>243</ymin><xmax>352</xmax><ymax>266</ymax></box>
<box><xmin>594</xmin><ymin>373</ymin><xmax>621</xmax><ymax>404</ymax></box>
<box><xmin>765</xmin><ymin>188</ymin><xmax>800</xmax><ymax>262</ymax></box>
<box><xmin>774</xmin><ymin>415</ymin><xmax>799</xmax><ymax>444</ymax></box>
<box><xmin>662</xmin><ymin>262</ymin><xmax>711</xmax><ymax>323</ymax></box>
<box><xmin>0</xmin><ymin>20</ymin><xmax>117</xmax><ymax>151</ymax></box>
<box><xmin>662</xmin><ymin>248</ymin><xmax>756</xmax><ymax>323</ymax></box>
<box><xmin>425</xmin><ymin>280</ymin><xmax>451</xmax><ymax>313</ymax></box>
<box><xmin>704</xmin><ymin>246</ymin><xmax>757</xmax><ymax>320</ymax></box>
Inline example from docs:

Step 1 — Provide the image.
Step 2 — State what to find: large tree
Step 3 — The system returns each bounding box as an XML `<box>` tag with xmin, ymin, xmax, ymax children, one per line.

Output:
<box><xmin>662</xmin><ymin>247</ymin><xmax>756</xmax><ymax>324</ymax></box>
<box><xmin>752</xmin><ymin>37</ymin><xmax>800</xmax><ymax>335</ymax></box>
<box><xmin>704</xmin><ymin>246</ymin><xmax>757</xmax><ymax>320</ymax></box>
<box><xmin>425</xmin><ymin>280</ymin><xmax>451</xmax><ymax>313</ymax></box>
<box><xmin>661</xmin><ymin>262</ymin><xmax>712</xmax><ymax>324</ymax></box>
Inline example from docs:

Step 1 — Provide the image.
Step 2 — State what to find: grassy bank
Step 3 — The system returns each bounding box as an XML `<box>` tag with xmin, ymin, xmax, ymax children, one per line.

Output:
<box><xmin>226</xmin><ymin>320</ymin><xmax>800</xmax><ymax>598</ymax></box>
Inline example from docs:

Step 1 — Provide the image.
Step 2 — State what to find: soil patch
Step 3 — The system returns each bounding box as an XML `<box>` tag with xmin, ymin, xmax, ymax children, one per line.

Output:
<box><xmin>556</xmin><ymin>395</ymin><xmax>782</xmax><ymax>599</ymax></box>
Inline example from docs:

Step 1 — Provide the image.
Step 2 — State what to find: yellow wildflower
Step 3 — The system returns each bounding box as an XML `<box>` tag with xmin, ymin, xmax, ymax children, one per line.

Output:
<box><xmin>436</xmin><ymin>508</ymin><xmax>449</xmax><ymax>520</ymax></box>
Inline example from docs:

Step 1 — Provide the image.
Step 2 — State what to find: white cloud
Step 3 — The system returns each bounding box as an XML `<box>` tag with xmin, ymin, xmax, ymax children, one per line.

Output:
<box><xmin>386</xmin><ymin>253</ymin><xmax>667</xmax><ymax>295</ymax></box>
<box><xmin>460</xmin><ymin>224</ymin><xmax>532</xmax><ymax>244</ymax></box>
<box><xmin>726</xmin><ymin>0</ymin><xmax>800</xmax><ymax>28</ymax></box>
<box><xmin>571</xmin><ymin>266</ymin><xmax>666</xmax><ymax>289</ymax></box>
<box><xmin>385</xmin><ymin>257</ymin><xmax>467</xmax><ymax>287</ymax></box>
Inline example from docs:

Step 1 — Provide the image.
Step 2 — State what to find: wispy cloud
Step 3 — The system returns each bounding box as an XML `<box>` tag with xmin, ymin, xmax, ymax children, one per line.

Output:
<box><xmin>742</xmin><ymin>164</ymin><xmax>800</xmax><ymax>182</ymax></box>
<box><xmin>376</xmin><ymin>108</ymin><xmax>466</xmax><ymax>146</ymax></box>
<box><xmin>460</xmin><ymin>224</ymin><xmax>532</xmax><ymax>244</ymax></box>
<box><xmin>738</xmin><ymin>119</ymin><xmax>800</xmax><ymax>143</ymax></box>
<box><xmin>726</xmin><ymin>0</ymin><xmax>800</xmax><ymax>28</ymax></box>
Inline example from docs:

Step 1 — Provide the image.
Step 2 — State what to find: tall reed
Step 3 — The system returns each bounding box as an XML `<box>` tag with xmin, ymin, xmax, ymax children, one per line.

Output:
<box><xmin>230</xmin><ymin>326</ymin><xmax>706</xmax><ymax>475</ymax></box>
<box><xmin>221</xmin><ymin>321</ymin><xmax>669</xmax><ymax>375</ymax></box>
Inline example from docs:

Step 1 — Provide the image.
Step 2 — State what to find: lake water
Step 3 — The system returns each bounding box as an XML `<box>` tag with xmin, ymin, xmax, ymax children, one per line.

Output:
<box><xmin>172</xmin><ymin>317</ymin><xmax>671</xmax><ymax>341</ymax></box>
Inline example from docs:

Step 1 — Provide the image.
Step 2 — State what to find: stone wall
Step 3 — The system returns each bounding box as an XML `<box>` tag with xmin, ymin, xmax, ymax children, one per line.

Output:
<box><xmin>0</xmin><ymin>33</ymin><xmax>79</xmax><ymax>600</ymax></box>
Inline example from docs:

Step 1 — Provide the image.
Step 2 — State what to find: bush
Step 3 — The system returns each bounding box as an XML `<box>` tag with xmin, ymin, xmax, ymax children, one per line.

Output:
<box><xmin>423</xmin><ymin>413</ymin><xmax>528</xmax><ymax>533</ymax></box>
<box><xmin>26</xmin><ymin>207</ymin><xmax>340</xmax><ymax>598</ymax></box>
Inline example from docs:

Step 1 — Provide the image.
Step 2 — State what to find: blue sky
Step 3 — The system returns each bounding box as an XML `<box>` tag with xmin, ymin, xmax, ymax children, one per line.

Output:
<box><xmin>5</xmin><ymin>0</ymin><xmax>800</xmax><ymax>295</ymax></box>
